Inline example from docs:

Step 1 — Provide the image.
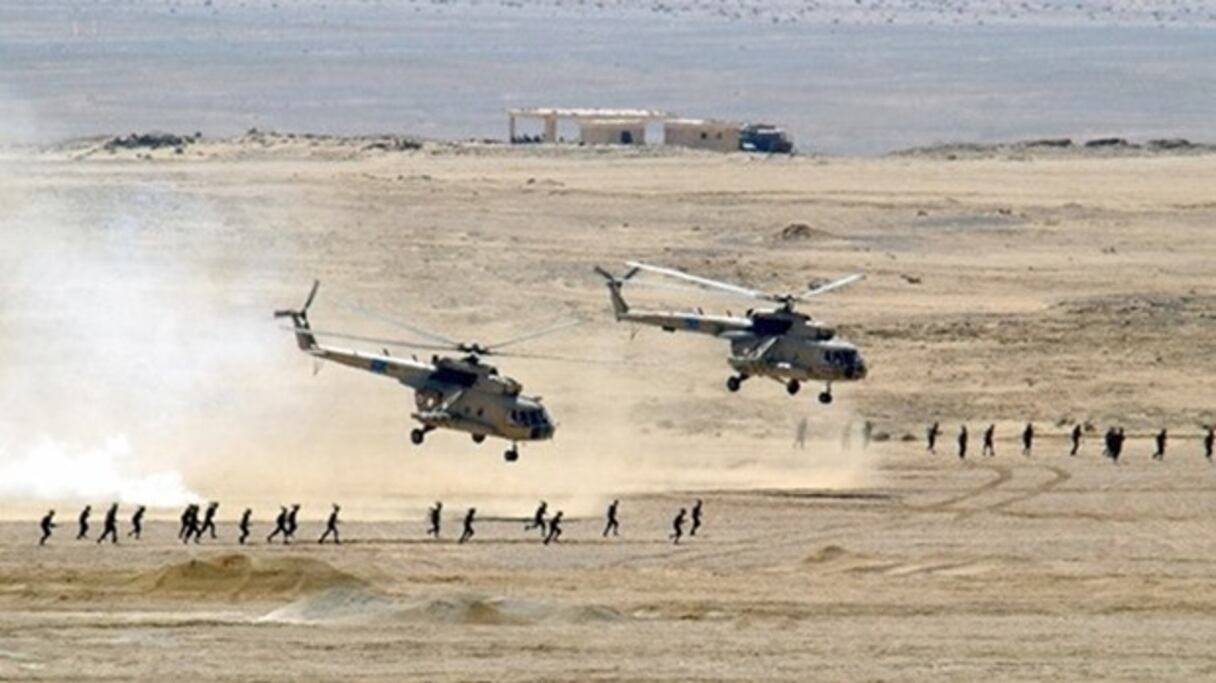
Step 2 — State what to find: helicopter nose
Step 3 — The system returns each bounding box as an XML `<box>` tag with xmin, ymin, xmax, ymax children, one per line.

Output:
<box><xmin>852</xmin><ymin>359</ymin><xmax>868</xmax><ymax>379</ymax></box>
<box><xmin>530</xmin><ymin>425</ymin><xmax>555</xmax><ymax>440</ymax></box>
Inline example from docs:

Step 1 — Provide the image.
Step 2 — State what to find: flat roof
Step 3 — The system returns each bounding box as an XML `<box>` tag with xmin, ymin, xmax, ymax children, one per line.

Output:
<box><xmin>508</xmin><ymin>107</ymin><xmax>674</xmax><ymax>119</ymax></box>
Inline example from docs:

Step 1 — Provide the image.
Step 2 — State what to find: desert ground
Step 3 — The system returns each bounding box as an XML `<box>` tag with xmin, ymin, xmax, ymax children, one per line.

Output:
<box><xmin>0</xmin><ymin>138</ymin><xmax>1214</xmax><ymax>679</ymax></box>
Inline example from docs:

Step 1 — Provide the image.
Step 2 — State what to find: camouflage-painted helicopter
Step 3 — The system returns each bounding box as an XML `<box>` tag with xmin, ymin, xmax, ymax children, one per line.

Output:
<box><xmin>275</xmin><ymin>282</ymin><xmax>578</xmax><ymax>462</ymax></box>
<box><xmin>595</xmin><ymin>261</ymin><xmax>867</xmax><ymax>404</ymax></box>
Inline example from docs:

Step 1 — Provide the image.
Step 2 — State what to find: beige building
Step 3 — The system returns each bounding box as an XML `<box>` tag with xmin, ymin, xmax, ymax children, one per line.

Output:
<box><xmin>507</xmin><ymin>107</ymin><xmax>670</xmax><ymax>144</ymax></box>
<box><xmin>578</xmin><ymin>118</ymin><xmax>646</xmax><ymax>145</ymax></box>
<box><xmin>663</xmin><ymin>118</ymin><xmax>740</xmax><ymax>152</ymax></box>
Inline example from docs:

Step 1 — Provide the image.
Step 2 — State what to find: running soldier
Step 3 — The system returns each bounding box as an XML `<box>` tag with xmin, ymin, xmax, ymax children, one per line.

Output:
<box><xmin>1205</xmin><ymin>426</ymin><xmax>1214</xmax><ymax>462</ymax></box>
<box><xmin>198</xmin><ymin>502</ymin><xmax>219</xmax><ymax>540</ymax></box>
<box><xmin>1022</xmin><ymin>422</ymin><xmax>1034</xmax><ymax>457</ymax></box>
<box><xmin>97</xmin><ymin>503</ymin><xmax>119</xmax><ymax>544</ymax></box>
<box><xmin>76</xmin><ymin>505</ymin><xmax>91</xmax><ymax>540</ymax></box>
<box><xmin>862</xmin><ymin>420</ymin><xmax>874</xmax><ymax>450</ymax></box>
<box><xmin>543</xmin><ymin>510</ymin><xmax>563</xmax><ymax>545</ymax></box>
<box><xmin>957</xmin><ymin>425</ymin><xmax>968</xmax><ymax>460</ymax></box>
<box><xmin>524</xmin><ymin>501</ymin><xmax>548</xmax><ymax>536</ymax></box>
<box><xmin>603</xmin><ymin>499</ymin><xmax>620</xmax><ymax>537</ymax></box>
<box><xmin>238</xmin><ymin>508</ymin><xmax>252</xmax><ymax>545</ymax></box>
<box><xmin>794</xmin><ymin>417</ymin><xmax>808</xmax><ymax>449</ymax></box>
<box><xmin>690</xmin><ymin>499</ymin><xmax>703</xmax><ymax>537</ymax></box>
<box><xmin>39</xmin><ymin>510</ymin><xmax>56</xmax><ymax>546</ymax></box>
<box><xmin>982</xmin><ymin>424</ymin><xmax>996</xmax><ymax>457</ymax></box>
<box><xmin>927</xmin><ymin>421</ymin><xmax>941</xmax><ymax>454</ymax></box>
<box><xmin>318</xmin><ymin>504</ymin><xmax>341</xmax><ymax>544</ymax></box>
<box><xmin>267</xmin><ymin>506</ymin><xmax>290</xmax><ymax>544</ymax></box>
<box><xmin>128</xmin><ymin>505</ymin><xmax>146</xmax><ymax>540</ymax></box>
<box><xmin>178</xmin><ymin>504</ymin><xmax>196</xmax><ymax>541</ymax></box>
<box><xmin>427</xmin><ymin>501</ymin><xmax>443</xmax><ymax>538</ymax></box>
<box><xmin>285</xmin><ymin>504</ymin><xmax>301</xmax><ymax>542</ymax></box>
<box><xmin>1152</xmin><ymin>428</ymin><xmax>1167</xmax><ymax>461</ymax></box>
<box><xmin>1070</xmin><ymin>424</ymin><xmax>1083</xmax><ymax>456</ymax></box>
<box><xmin>670</xmin><ymin>508</ymin><xmax>687</xmax><ymax>545</ymax></box>
<box><xmin>458</xmin><ymin>508</ymin><xmax>476</xmax><ymax>544</ymax></box>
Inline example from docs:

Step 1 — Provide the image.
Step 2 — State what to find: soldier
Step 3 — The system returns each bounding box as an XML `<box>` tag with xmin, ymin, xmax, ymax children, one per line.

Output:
<box><xmin>670</xmin><ymin>508</ymin><xmax>687</xmax><ymax>545</ymax></box>
<box><xmin>97</xmin><ymin>503</ymin><xmax>119</xmax><ymax>544</ymax></box>
<box><xmin>285</xmin><ymin>504</ymin><xmax>301</xmax><ymax>542</ymax></box>
<box><xmin>957</xmin><ymin>425</ymin><xmax>968</xmax><ymax>460</ymax></box>
<box><xmin>1103</xmin><ymin>427</ymin><xmax>1116</xmax><ymax>460</ymax></box>
<box><xmin>1152</xmin><ymin>428</ymin><xmax>1167</xmax><ymax>461</ymax></box>
<box><xmin>128</xmin><ymin>505</ymin><xmax>146</xmax><ymax>540</ymax></box>
<box><xmin>927</xmin><ymin>421</ymin><xmax>941</xmax><ymax>454</ymax></box>
<box><xmin>1205</xmin><ymin>426</ymin><xmax>1214</xmax><ymax>462</ymax></box>
<box><xmin>602</xmin><ymin>499</ymin><xmax>620</xmax><ymax>537</ymax></box>
<box><xmin>982</xmin><ymin>424</ymin><xmax>996</xmax><ymax>457</ymax></box>
<box><xmin>39</xmin><ymin>510</ymin><xmax>56</xmax><ymax>546</ymax></box>
<box><xmin>1022</xmin><ymin>422</ymin><xmax>1034</xmax><ymax>457</ymax></box>
<box><xmin>267</xmin><ymin>506</ymin><xmax>290</xmax><ymax>544</ymax></box>
<box><xmin>76</xmin><ymin>505</ymin><xmax>91</xmax><ymax>540</ymax></box>
<box><xmin>690</xmin><ymin>499</ymin><xmax>703</xmax><ymax>537</ymax></box>
<box><xmin>177</xmin><ymin>504</ymin><xmax>196</xmax><ymax>541</ymax></box>
<box><xmin>524</xmin><ymin>501</ymin><xmax>548</xmax><ymax>536</ymax></box>
<box><xmin>318</xmin><ymin>504</ymin><xmax>341</xmax><ymax>544</ymax></box>
<box><xmin>1112</xmin><ymin>427</ymin><xmax>1126</xmax><ymax>463</ymax></box>
<box><xmin>543</xmin><ymin>510</ymin><xmax>563</xmax><ymax>545</ymax></box>
<box><xmin>198</xmin><ymin>502</ymin><xmax>219</xmax><ymax>540</ymax></box>
<box><xmin>427</xmin><ymin>501</ymin><xmax>443</xmax><ymax>538</ymax></box>
<box><xmin>862</xmin><ymin>420</ymin><xmax>874</xmax><ymax>450</ymax></box>
<box><xmin>794</xmin><ymin>417</ymin><xmax>808</xmax><ymax>449</ymax></box>
<box><xmin>458</xmin><ymin>507</ymin><xmax>476</xmax><ymax>544</ymax></box>
<box><xmin>238</xmin><ymin>508</ymin><xmax>252</xmax><ymax>545</ymax></box>
<box><xmin>1070</xmin><ymin>424</ymin><xmax>1083</xmax><ymax>456</ymax></box>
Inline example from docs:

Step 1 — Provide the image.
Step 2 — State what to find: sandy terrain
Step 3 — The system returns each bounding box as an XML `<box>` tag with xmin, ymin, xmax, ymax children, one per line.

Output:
<box><xmin>1</xmin><ymin>140</ymin><xmax>1215</xmax><ymax>679</ymax></box>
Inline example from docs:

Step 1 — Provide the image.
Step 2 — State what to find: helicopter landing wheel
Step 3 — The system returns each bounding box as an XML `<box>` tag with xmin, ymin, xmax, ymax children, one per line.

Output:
<box><xmin>472</xmin><ymin>433</ymin><xmax>486</xmax><ymax>445</ymax></box>
<box><xmin>786</xmin><ymin>379</ymin><xmax>801</xmax><ymax>396</ymax></box>
<box><xmin>818</xmin><ymin>390</ymin><xmax>833</xmax><ymax>405</ymax></box>
<box><xmin>410</xmin><ymin>428</ymin><xmax>426</xmax><ymax>445</ymax></box>
<box><xmin>504</xmin><ymin>447</ymin><xmax>520</xmax><ymax>463</ymax></box>
<box><xmin>726</xmin><ymin>376</ymin><xmax>743</xmax><ymax>393</ymax></box>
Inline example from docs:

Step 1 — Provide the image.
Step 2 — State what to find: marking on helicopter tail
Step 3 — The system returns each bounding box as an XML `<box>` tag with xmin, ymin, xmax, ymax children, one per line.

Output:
<box><xmin>370</xmin><ymin>359</ymin><xmax>388</xmax><ymax>374</ymax></box>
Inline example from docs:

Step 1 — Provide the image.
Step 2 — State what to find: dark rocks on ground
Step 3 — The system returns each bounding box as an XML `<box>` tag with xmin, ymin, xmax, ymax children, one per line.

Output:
<box><xmin>1148</xmin><ymin>138</ymin><xmax>1192</xmax><ymax>150</ymax></box>
<box><xmin>1020</xmin><ymin>138</ymin><xmax>1072</xmax><ymax>148</ymax></box>
<box><xmin>104</xmin><ymin>131</ymin><xmax>197</xmax><ymax>152</ymax></box>
<box><xmin>1084</xmin><ymin>137</ymin><xmax>1133</xmax><ymax>148</ymax></box>
<box><xmin>777</xmin><ymin>223</ymin><xmax>832</xmax><ymax>241</ymax></box>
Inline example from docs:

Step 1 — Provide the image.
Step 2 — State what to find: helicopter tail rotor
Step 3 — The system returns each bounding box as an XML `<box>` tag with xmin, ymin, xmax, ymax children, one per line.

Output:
<box><xmin>274</xmin><ymin>280</ymin><xmax>321</xmax><ymax>351</ymax></box>
<box><xmin>593</xmin><ymin>266</ymin><xmax>638</xmax><ymax>319</ymax></box>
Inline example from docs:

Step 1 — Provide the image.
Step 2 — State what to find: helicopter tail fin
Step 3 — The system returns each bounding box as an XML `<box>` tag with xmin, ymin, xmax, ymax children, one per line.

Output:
<box><xmin>593</xmin><ymin>266</ymin><xmax>637</xmax><ymax>320</ymax></box>
<box><xmin>274</xmin><ymin>280</ymin><xmax>320</xmax><ymax>351</ymax></box>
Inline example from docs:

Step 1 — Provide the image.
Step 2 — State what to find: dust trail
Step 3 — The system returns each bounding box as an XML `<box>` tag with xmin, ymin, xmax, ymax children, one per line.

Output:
<box><xmin>0</xmin><ymin>435</ymin><xmax>197</xmax><ymax>506</ymax></box>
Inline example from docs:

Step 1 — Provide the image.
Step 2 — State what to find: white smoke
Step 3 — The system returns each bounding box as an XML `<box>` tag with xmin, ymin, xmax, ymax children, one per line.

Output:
<box><xmin>0</xmin><ymin>434</ymin><xmax>198</xmax><ymax>506</ymax></box>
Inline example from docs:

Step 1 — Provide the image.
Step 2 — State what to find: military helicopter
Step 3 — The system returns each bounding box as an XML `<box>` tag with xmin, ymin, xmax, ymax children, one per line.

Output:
<box><xmin>594</xmin><ymin>261</ymin><xmax>867</xmax><ymax>404</ymax></box>
<box><xmin>275</xmin><ymin>281</ymin><xmax>579</xmax><ymax>462</ymax></box>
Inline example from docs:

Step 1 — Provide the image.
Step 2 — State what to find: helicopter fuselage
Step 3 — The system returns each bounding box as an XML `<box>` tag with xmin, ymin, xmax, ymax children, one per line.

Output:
<box><xmin>306</xmin><ymin>344</ymin><xmax>555</xmax><ymax>444</ymax></box>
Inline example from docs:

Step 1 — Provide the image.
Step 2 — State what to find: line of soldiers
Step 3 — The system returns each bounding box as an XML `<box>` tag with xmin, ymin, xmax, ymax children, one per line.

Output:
<box><xmin>39</xmin><ymin>501</ymin><xmax>342</xmax><ymax>546</ymax></box>
<box><xmin>925</xmin><ymin>422</ymin><xmax>1214</xmax><ymax>463</ymax></box>
<box><xmin>40</xmin><ymin>497</ymin><xmax>703</xmax><ymax>546</ymax></box>
<box><xmin>433</xmin><ymin>498</ymin><xmax>701</xmax><ymax>546</ymax></box>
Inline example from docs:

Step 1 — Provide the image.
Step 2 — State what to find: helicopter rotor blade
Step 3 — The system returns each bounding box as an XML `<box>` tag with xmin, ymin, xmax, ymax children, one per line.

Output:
<box><xmin>332</xmin><ymin>300</ymin><xmax>461</xmax><ymax>348</ymax></box>
<box><xmin>487</xmin><ymin>319</ymin><xmax>582</xmax><ymax>351</ymax></box>
<box><xmin>302</xmin><ymin>279</ymin><xmax>320</xmax><ymax>312</ymax></box>
<box><xmin>798</xmin><ymin>273</ymin><xmax>865</xmax><ymax>300</ymax></box>
<box><xmin>625</xmin><ymin>261</ymin><xmax>774</xmax><ymax>303</ymax></box>
<box><xmin>283</xmin><ymin>326</ymin><xmax>455</xmax><ymax>352</ymax></box>
<box><xmin>490</xmin><ymin>349</ymin><xmax>626</xmax><ymax>366</ymax></box>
